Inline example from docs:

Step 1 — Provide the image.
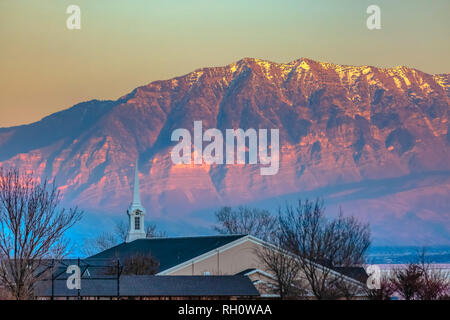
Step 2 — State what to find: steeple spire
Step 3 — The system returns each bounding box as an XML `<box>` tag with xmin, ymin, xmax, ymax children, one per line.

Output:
<box><xmin>126</xmin><ymin>159</ymin><xmax>146</xmax><ymax>243</ymax></box>
<box><xmin>132</xmin><ymin>159</ymin><xmax>142</xmax><ymax>207</ymax></box>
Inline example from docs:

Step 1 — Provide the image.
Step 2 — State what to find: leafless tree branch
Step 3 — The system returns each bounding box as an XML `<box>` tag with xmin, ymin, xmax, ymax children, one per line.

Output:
<box><xmin>0</xmin><ymin>167</ymin><xmax>82</xmax><ymax>299</ymax></box>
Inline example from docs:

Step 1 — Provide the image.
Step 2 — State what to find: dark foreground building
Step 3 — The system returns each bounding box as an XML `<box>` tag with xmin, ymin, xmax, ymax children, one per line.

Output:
<box><xmin>35</xmin><ymin>275</ymin><xmax>259</xmax><ymax>300</ymax></box>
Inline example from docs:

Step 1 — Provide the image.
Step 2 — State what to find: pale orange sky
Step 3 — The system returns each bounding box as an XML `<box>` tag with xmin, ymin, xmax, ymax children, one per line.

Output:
<box><xmin>1</xmin><ymin>0</ymin><xmax>449</xmax><ymax>127</ymax></box>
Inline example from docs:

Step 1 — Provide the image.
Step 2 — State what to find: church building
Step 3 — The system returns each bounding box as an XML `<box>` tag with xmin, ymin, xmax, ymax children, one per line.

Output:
<box><xmin>34</xmin><ymin>161</ymin><xmax>368</xmax><ymax>300</ymax></box>
<box><xmin>82</xmin><ymin>160</ymin><xmax>368</xmax><ymax>299</ymax></box>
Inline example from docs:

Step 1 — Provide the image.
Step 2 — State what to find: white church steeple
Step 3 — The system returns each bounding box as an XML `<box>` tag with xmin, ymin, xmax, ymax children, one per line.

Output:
<box><xmin>126</xmin><ymin>160</ymin><xmax>146</xmax><ymax>242</ymax></box>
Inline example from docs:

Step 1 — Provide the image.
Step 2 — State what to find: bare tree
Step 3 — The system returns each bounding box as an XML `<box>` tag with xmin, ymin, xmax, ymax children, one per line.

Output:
<box><xmin>122</xmin><ymin>253</ymin><xmax>160</xmax><ymax>275</ymax></box>
<box><xmin>277</xmin><ymin>199</ymin><xmax>370</xmax><ymax>300</ymax></box>
<box><xmin>366</xmin><ymin>275</ymin><xmax>395</xmax><ymax>300</ymax></box>
<box><xmin>334</xmin><ymin>275</ymin><xmax>367</xmax><ymax>300</ymax></box>
<box><xmin>82</xmin><ymin>232</ymin><xmax>118</xmax><ymax>257</ymax></box>
<box><xmin>390</xmin><ymin>248</ymin><xmax>449</xmax><ymax>300</ymax></box>
<box><xmin>105</xmin><ymin>253</ymin><xmax>160</xmax><ymax>276</ymax></box>
<box><xmin>214</xmin><ymin>206</ymin><xmax>278</xmax><ymax>242</ymax></box>
<box><xmin>418</xmin><ymin>270</ymin><xmax>449</xmax><ymax>300</ymax></box>
<box><xmin>0</xmin><ymin>283</ymin><xmax>12</xmax><ymax>300</ymax></box>
<box><xmin>115</xmin><ymin>220</ymin><xmax>128</xmax><ymax>242</ymax></box>
<box><xmin>416</xmin><ymin>248</ymin><xmax>449</xmax><ymax>300</ymax></box>
<box><xmin>145</xmin><ymin>222</ymin><xmax>167</xmax><ymax>238</ymax></box>
<box><xmin>391</xmin><ymin>264</ymin><xmax>423</xmax><ymax>300</ymax></box>
<box><xmin>0</xmin><ymin>168</ymin><xmax>82</xmax><ymax>299</ymax></box>
<box><xmin>256</xmin><ymin>240</ymin><xmax>307</xmax><ymax>299</ymax></box>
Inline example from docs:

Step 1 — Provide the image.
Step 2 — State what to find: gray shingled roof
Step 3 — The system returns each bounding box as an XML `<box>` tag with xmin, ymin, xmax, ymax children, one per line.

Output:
<box><xmin>35</xmin><ymin>275</ymin><xmax>259</xmax><ymax>297</ymax></box>
<box><xmin>88</xmin><ymin>234</ymin><xmax>247</xmax><ymax>273</ymax></box>
<box><xmin>332</xmin><ymin>266</ymin><xmax>368</xmax><ymax>283</ymax></box>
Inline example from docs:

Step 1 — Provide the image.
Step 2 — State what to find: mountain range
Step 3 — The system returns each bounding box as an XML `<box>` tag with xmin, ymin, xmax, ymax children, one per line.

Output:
<box><xmin>0</xmin><ymin>57</ymin><xmax>449</xmax><ymax>245</ymax></box>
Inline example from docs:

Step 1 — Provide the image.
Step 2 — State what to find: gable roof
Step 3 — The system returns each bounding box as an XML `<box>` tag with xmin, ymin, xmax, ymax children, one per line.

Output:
<box><xmin>88</xmin><ymin>234</ymin><xmax>246</xmax><ymax>272</ymax></box>
<box><xmin>35</xmin><ymin>275</ymin><xmax>259</xmax><ymax>297</ymax></box>
<box><xmin>332</xmin><ymin>266</ymin><xmax>369</xmax><ymax>283</ymax></box>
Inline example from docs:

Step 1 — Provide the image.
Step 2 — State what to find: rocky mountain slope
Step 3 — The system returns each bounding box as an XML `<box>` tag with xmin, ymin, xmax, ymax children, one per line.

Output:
<box><xmin>0</xmin><ymin>58</ymin><xmax>449</xmax><ymax>244</ymax></box>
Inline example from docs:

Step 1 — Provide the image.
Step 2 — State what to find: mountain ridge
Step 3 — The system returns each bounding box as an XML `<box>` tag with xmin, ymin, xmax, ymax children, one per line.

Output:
<box><xmin>0</xmin><ymin>57</ymin><xmax>449</xmax><ymax>244</ymax></box>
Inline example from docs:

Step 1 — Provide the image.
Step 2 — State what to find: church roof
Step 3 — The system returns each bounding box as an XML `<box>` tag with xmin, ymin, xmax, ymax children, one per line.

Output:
<box><xmin>88</xmin><ymin>234</ymin><xmax>247</xmax><ymax>273</ymax></box>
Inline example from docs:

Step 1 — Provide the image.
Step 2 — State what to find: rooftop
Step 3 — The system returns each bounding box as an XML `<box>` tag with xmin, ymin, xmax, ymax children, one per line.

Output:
<box><xmin>35</xmin><ymin>275</ymin><xmax>259</xmax><ymax>297</ymax></box>
<box><xmin>88</xmin><ymin>234</ymin><xmax>247</xmax><ymax>272</ymax></box>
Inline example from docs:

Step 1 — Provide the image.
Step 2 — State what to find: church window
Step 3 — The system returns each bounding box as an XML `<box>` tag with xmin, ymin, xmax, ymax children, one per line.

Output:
<box><xmin>134</xmin><ymin>216</ymin><xmax>140</xmax><ymax>230</ymax></box>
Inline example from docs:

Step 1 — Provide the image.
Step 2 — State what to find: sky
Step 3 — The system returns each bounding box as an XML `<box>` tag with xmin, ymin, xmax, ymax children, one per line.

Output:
<box><xmin>0</xmin><ymin>0</ymin><xmax>449</xmax><ymax>127</ymax></box>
